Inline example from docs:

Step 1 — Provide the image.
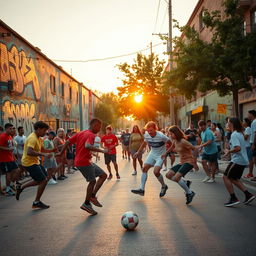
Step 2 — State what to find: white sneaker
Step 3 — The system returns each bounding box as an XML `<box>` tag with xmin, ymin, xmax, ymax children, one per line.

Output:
<box><xmin>48</xmin><ymin>178</ymin><xmax>57</xmax><ymax>185</ymax></box>
<box><xmin>132</xmin><ymin>170</ymin><xmax>137</xmax><ymax>176</ymax></box>
<box><xmin>207</xmin><ymin>178</ymin><xmax>215</xmax><ymax>183</ymax></box>
<box><xmin>202</xmin><ymin>176</ymin><xmax>211</xmax><ymax>182</ymax></box>
<box><xmin>162</xmin><ymin>167</ymin><xmax>167</xmax><ymax>171</ymax></box>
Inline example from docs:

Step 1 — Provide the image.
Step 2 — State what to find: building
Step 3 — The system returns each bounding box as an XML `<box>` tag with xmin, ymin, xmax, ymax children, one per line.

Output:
<box><xmin>0</xmin><ymin>20</ymin><xmax>100</xmax><ymax>135</ymax></box>
<box><xmin>172</xmin><ymin>0</ymin><xmax>256</xmax><ymax>129</ymax></box>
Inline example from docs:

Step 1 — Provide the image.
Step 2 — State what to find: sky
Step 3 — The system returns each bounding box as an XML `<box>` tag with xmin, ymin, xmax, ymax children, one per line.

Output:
<box><xmin>1</xmin><ymin>0</ymin><xmax>199</xmax><ymax>94</ymax></box>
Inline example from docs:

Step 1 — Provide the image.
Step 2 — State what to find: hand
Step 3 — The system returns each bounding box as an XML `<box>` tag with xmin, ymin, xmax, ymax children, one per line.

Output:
<box><xmin>223</xmin><ymin>148</ymin><xmax>230</xmax><ymax>157</ymax></box>
<box><xmin>161</xmin><ymin>154</ymin><xmax>166</xmax><ymax>160</ymax></box>
<box><xmin>103</xmin><ymin>148</ymin><xmax>109</xmax><ymax>154</ymax></box>
<box><xmin>44</xmin><ymin>153</ymin><xmax>53</xmax><ymax>158</ymax></box>
<box><xmin>133</xmin><ymin>152</ymin><xmax>139</xmax><ymax>159</ymax></box>
<box><xmin>8</xmin><ymin>147</ymin><xmax>14</xmax><ymax>152</ymax></box>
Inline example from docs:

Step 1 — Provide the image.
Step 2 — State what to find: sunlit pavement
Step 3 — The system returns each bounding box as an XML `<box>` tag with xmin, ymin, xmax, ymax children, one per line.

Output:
<box><xmin>0</xmin><ymin>147</ymin><xmax>256</xmax><ymax>256</ymax></box>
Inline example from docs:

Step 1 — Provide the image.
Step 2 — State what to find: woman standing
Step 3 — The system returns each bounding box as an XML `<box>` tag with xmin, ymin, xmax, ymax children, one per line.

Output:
<box><xmin>223</xmin><ymin>117</ymin><xmax>255</xmax><ymax>207</ymax></box>
<box><xmin>129</xmin><ymin>125</ymin><xmax>144</xmax><ymax>175</ymax></box>
<box><xmin>165</xmin><ymin>125</ymin><xmax>196</xmax><ymax>205</ymax></box>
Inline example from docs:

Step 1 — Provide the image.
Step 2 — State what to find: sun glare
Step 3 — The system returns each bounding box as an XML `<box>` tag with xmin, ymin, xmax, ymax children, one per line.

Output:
<box><xmin>134</xmin><ymin>94</ymin><xmax>143</xmax><ymax>103</ymax></box>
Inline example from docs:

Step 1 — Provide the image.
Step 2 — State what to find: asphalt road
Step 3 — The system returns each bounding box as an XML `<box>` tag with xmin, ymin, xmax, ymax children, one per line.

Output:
<box><xmin>1</xmin><ymin>148</ymin><xmax>256</xmax><ymax>256</ymax></box>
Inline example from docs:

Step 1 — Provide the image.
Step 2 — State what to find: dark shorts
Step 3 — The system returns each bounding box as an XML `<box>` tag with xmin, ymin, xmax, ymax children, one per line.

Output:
<box><xmin>77</xmin><ymin>163</ymin><xmax>106</xmax><ymax>182</ymax></box>
<box><xmin>202</xmin><ymin>152</ymin><xmax>218</xmax><ymax>163</ymax></box>
<box><xmin>104</xmin><ymin>154</ymin><xmax>117</xmax><ymax>165</ymax></box>
<box><xmin>0</xmin><ymin>161</ymin><xmax>18</xmax><ymax>173</ymax></box>
<box><xmin>171</xmin><ymin>163</ymin><xmax>193</xmax><ymax>176</ymax></box>
<box><xmin>224</xmin><ymin>162</ymin><xmax>246</xmax><ymax>180</ymax></box>
<box><xmin>66</xmin><ymin>152</ymin><xmax>75</xmax><ymax>160</ymax></box>
<box><xmin>24</xmin><ymin>164</ymin><xmax>48</xmax><ymax>182</ymax></box>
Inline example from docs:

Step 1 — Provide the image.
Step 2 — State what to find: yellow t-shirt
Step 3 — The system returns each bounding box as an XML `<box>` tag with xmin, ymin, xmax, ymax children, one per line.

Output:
<box><xmin>22</xmin><ymin>132</ymin><xmax>43</xmax><ymax>167</ymax></box>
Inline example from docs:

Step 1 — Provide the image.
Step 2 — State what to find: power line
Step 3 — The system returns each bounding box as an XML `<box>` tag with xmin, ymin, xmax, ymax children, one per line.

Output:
<box><xmin>153</xmin><ymin>0</ymin><xmax>161</xmax><ymax>33</ymax></box>
<box><xmin>160</xmin><ymin>6</ymin><xmax>168</xmax><ymax>33</ymax></box>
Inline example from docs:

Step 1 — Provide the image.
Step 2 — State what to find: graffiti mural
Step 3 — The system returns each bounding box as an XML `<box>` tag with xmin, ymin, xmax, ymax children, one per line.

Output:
<box><xmin>0</xmin><ymin>43</ymin><xmax>41</xmax><ymax>100</ymax></box>
<box><xmin>2</xmin><ymin>101</ymin><xmax>37</xmax><ymax>134</ymax></box>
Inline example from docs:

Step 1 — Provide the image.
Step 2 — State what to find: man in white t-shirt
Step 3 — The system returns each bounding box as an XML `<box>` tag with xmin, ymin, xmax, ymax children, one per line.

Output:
<box><xmin>248</xmin><ymin>110</ymin><xmax>256</xmax><ymax>181</ymax></box>
<box><xmin>131</xmin><ymin>121</ymin><xmax>171</xmax><ymax>197</ymax></box>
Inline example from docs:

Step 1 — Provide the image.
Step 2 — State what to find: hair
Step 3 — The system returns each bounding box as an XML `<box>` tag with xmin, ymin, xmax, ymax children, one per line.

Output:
<box><xmin>34</xmin><ymin>121</ymin><xmax>49</xmax><ymax>130</ymax></box>
<box><xmin>248</xmin><ymin>110</ymin><xmax>256</xmax><ymax>117</ymax></box>
<box><xmin>145</xmin><ymin>121</ymin><xmax>158</xmax><ymax>130</ymax></box>
<box><xmin>211</xmin><ymin>122</ymin><xmax>217</xmax><ymax>128</ymax></box>
<box><xmin>106</xmin><ymin>125</ymin><xmax>112</xmax><ymax>131</ymax></box>
<box><xmin>229</xmin><ymin>117</ymin><xmax>243</xmax><ymax>132</ymax></box>
<box><xmin>4</xmin><ymin>123</ymin><xmax>14</xmax><ymax>130</ymax></box>
<box><xmin>18</xmin><ymin>126</ymin><xmax>24</xmax><ymax>132</ymax></box>
<box><xmin>0</xmin><ymin>126</ymin><xmax>3</xmax><ymax>132</ymax></box>
<box><xmin>49</xmin><ymin>131</ymin><xmax>56</xmax><ymax>137</ymax></box>
<box><xmin>198</xmin><ymin>120</ymin><xmax>206</xmax><ymax>127</ymax></box>
<box><xmin>207</xmin><ymin>120</ymin><xmax>212</xmax><ymax>123</ymax></box>
<box><xmin>57</xmin><ymin>128</ymin><xmax>65</xmax><ymax>134</ymax></box>
<box><xmin>132</xmin><ymin>125</ymin><xmax>142</xmax><ymax>135</ymax></box>
<box><xmin>244</xmin><ymin>118</ymin><xmax>251</xmax><ymax>127</ymax></box>
<box><xmin>67</xmin><ymin>128</ymin><xmax>72</xmax><ymax>134</ymax></box>
<box><xmin>89</xmin><ymin>118</ymin><xmax>102</xmax><ymax>127</ymax></box>
<box><xmin>169</xmin><ymin>125</ymin><xmax>185</xmax><ymax>141</ymax></box>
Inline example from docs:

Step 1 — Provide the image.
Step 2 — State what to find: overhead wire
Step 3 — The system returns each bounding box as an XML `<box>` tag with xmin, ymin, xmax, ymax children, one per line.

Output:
<box><xmin>153</xmin><ymin>0</ymin><xmax>161</xmax><ymax>33</ymax></box>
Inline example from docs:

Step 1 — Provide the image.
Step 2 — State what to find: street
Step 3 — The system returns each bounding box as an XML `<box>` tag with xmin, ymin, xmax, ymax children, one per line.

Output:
<box><xmin>0</xmin><ymin>148</ymin><xmax>256</xmax><ymax>256</ymax></box>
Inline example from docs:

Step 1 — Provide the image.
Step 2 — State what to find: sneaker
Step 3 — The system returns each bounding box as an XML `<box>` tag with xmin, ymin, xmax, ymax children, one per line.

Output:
<box><xmin>244</xmin><ymin>173</ymin><xmax>253</xmax><ymax>178</ymax></box>
<box><xmin>6</xmin><ymin>189</ymin><xmax>15</xmax><ymax>196</ymax></box>
<box><xmin>132</xmin><ymin>170</ymin><xmax>137</xmax><ymax>176</ymax></box>
<box><xmin>80</xmin><ymin>203</ymin><xmax>97</xmax><ymax>215</ymax></box>
<box><xmin>207</xmin><ymin>178</ymin><xmax>215</xmax><ymax>183</ymax></box>
<box><xmin>57</xmin><ymin>176</ymin><xmax>65</xmax><ymax>180</ymax></box>
<box><xmin>202</xmin><ymin>176</ymin><xmax>211</xmax><ymax>182</ymax></box>
<box><xmin>244</xmin><ymin>194</ymin><xmax>256</xmax><ymax>205</ymax></box>
<box><xmin>131</xmin><ymin>188</ymin><xmax>145</xmax><ymax>196</ymax></box>
<box><xmin>107</xmin><ymin>173</ymin><xmax>113</xmax><ymax>180</ymax></box>
<box><xmin>224</xmin><ymin>198</ymin><xmax>240</xmax><ymax>207</ymax></box>
<box><xmin>186</xmin><ymin>180</ymin><xmax>192</xmax><ymax>188</ymax></box>
<box><xmin>162</xmin><ymin>167</ymin><xmax>167</xmax><ymax>172</ymax></box>
<box><xmin>116</xmin><ymin>173</ymin><xmax>120</xmax><ymax>179</ymax></box>
<box><xmin>159</xmin><ymin>185</ymin><xmax>168</xmax><ymax>197</ymax></box>
<box><xmin>32</xmin><ymin>201</ymin><xmax>50</xmax><ymax>209</ymax></box>
<box><xmin>48</xmin><ymin>178</ymin><xmax>58</xmax><ymax>185</ymax></box>
<box><xmin>62</xmin><ymin>175</ymin><xmax>68</xmax><ymax>179</ymax></box>
<box><xmin>16</xmin><ymin>187</ymin><xmax>23</xmax><ymax>200</ymax></box>
<box><xmin>186</xmin><ymin>191</ymin><xmax>195</xmax><ymax>205</ymax></box>
<box><xmin>90</xmin><ymin>197</ymin><xmax>103</xmax><ymax>207</ymax></box>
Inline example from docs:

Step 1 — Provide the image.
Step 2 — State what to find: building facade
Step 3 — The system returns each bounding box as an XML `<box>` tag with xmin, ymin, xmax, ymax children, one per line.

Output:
<box><xmin>0</xmin><ymin>20</ymin><xmax>100</xmax><ymax>135</ymax></box>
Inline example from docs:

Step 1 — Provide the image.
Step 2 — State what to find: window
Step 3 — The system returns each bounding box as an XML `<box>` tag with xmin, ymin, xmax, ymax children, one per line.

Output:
<box><xmin>50</xmin><ymin>75</ymin><xmax>56</xmax><ymax>94</ymax></box>
<box><xmin>251</xmin><ymin>10</ymin><xmax>256</xmax><ymax>32</ymax></box>
<box><xmin>243</xmin><ymin>20</ymin><xmax>247</xmax><ymax>36</ymax></box>
<box><xmin>61</xmin><ymin>82</ymin><xmax>65</xmax><ymax>98</ymax></box>
<box><xmin>69</xmin><ymin>86</ymin><xmax>72</xmax><ymax>100</ymax></box>
<box><xmin>199</xmin><ymin>9</ymin><xmax>206</xmax><ymax>31</ymax></box>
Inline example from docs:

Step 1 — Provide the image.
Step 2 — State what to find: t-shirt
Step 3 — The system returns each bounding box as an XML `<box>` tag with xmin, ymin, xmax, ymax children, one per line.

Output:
<box><xmin>244</xmin><ymin>127</ymin><xmax>251</xmax><ymax>148</ymax></box>
<box><xmin>44</xmin><ymin>138</ymin><xmax>54</xmax><ymax>150</ymax></box>
<box><xmin>201</xmin><ymin>128</ymin><xmax>218</xmax><ymax>155</ymax></box>
<box><xmin>69</xmin><ymin>130</ymin><xmax>96</xmax><ymax>166</ymax></box>
<box><xmin>22</xmin><ymin>132</ymin><xmax>43</xmax><ymax>167</ymax></box>
<box><xmin>230</xmin><ymin>131</ymin><xmax>248</xmax><ymax>166</ymax></box>
<box><xmin>0</xmin><ymin>132</ymin><xmax>15</xmax><ymax>162</ymax></box>
<box><xmin>185</xmin><ymin>129</ymin><xmax>197</xmax><ymax>142</ymax></box>
<box><xmin>101</xmin><ymin>134</ymin><xmax>118</xmax><ymax>154</ymax></box>
<box><xmin>121</xmin><ymin>133</ymin><xmax>131</xmax><ymax>146</ymax></box>
<box><xmin>129</xmin><ymin>133</ymin><xmax>143</xmax><ymax>151</ymax></box>
<box><xmin>144</xmin><ymin>131</ymin><xmax>169</xmax><ymax>156</ymax></box>
<box><xmin>174</xmin><ymin>139</ymin><xmax>194</xmax><ymax>165</ymax></box>
<box><xmin>250</xmin><ymin>119</ymin><xmax>256</xmax><ymax>144</ymax></box>
<box><xmin>14</xmin><ymin>135</ymin><xmax>26</xmax><ymax>155</ymax></box>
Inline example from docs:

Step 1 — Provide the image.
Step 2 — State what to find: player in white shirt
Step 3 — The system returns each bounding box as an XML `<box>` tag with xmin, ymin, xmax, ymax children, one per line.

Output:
<box><xmin>131</xmin><ymin>121</ymin><xmax>171</xmax><ymax>197</ymax></box>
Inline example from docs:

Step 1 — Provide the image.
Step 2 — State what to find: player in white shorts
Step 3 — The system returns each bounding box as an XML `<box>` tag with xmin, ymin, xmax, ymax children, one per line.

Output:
<box><xmin>131</xmin><ymin>121</ymin><xmax>171</xmax><ymax>197</ymax></box>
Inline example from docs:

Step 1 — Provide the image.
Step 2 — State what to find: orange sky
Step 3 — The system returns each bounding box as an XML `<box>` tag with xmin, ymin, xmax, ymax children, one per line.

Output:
<box><xmin>1</xmin><ymin>0</ymin><xmax>199</xmax><ymax>93</ymax></box>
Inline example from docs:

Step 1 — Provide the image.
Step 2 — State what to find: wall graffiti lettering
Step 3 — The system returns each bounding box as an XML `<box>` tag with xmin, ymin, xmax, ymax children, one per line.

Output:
<box><xmin>0</xmin><ymin>42</ymin><xmax>41</xmax><ymax>100</ymax></box>
<box><xmin>2</xmin><ymin>101</ymin><xmax>37</xmax><ymax>135</ymax></box>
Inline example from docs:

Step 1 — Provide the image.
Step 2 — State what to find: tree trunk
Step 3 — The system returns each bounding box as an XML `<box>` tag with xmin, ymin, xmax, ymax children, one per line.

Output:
<box><xmin>232</xmin><ymin>89</ymin><xmax>239</xmax><ymax>118</ymax></box>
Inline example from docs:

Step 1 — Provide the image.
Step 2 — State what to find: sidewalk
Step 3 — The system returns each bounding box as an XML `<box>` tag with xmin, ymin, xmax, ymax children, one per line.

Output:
<box><xmin>198</xmin><ymin>159</ymin><xmax>256</xmax><ymax>188</ymax></box>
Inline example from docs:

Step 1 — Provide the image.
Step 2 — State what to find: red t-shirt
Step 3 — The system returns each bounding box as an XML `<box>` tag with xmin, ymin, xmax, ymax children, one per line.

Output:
<box><xmin>0</xmin><ymin>133</ymin><xmax>15</xmax><ymax>162</ymax></box>
<box><xmin>68</xmin><ymin>130</ymin><xmax>96</xmax><ymax>166</ymax></box>
<box><xmin>101</xmin><ymin>134</ymin><xmax>118</xmax><ymax>155</ymax></box>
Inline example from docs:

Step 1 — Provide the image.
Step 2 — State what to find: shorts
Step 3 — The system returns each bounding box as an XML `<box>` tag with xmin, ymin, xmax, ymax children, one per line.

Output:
<box><xmin>202</xmin><ymin>152</ymin><xmax>218</xmax><ymax>163</ymax></box>
<box><xmin>246</xmin><ymin>147</ymin><xmax>253</xmax><ymax>161</ymax></box>
<box><xmin>77</xmin><ymin>163</ymin><xmax>106</xmax><ymax>182</ymax></box>
<box><xmin>171</xmin><ymin>163</ymin><xmax>193</xmax><ymax>176</ymax></box>
<box><xmin>44</xmin><ymin>157</ymin><xmax>57</xmax><ymax>169</ymax></box>
<box><xmin>144</xmin><ymin>153</ymin><xmax>164</xmax><ymax>167</ymax></box>
<box><xmin>224</xmin><ymin>162</ymin><xmax>246</xmax><ymax>180</ymax></box>
<box><xmin>122</xmin><ymin>145</ymin><xmax>129</xmax><ymax>151</ymax></box>
<box><xmin>24</xmin><ymin>164</ymin><xmax>48</xmax><ymax>182</ymax></box>
<box><xmin>0</xmin><ymin>161</ymin><xmax>18</xmax><ymax>173</ymax></box>
<box><xmin>104</xmin><ymin>154</ymin><xmax>117</xmax><ymax>165</ymax></box>
<box><xmin>66</xmin><ymin>152</ymin><xmax>75</xmax><ymax>160</ymax></box>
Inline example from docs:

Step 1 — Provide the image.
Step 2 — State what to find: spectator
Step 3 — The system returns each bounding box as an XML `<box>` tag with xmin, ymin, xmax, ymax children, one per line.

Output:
<box><xmin>248</xmin><ymin>110</ymin><xmax>256</xmax><ymax>181</ymax></box>
<box><xmin>207</xmin><ymin>120</ymin><xmax>212</xmax><ymax>128</ymax></box>
<box><xmin>93</xmin><ymin>132</ymin><xmax>101</xmax><ymax>163</ymax></box>
<box><xmin>66</xmin><ymin>129</ymin><xmax>76</xmax><ymax>173</ymax></box>
<box><xmin>211</xmin><ymin>123</ymin><xmax>222</xmax><ymax>159</ymax></box>
<box><xmin>120</xmin><ymin>128</ymin><xmax>131</xmax><ymax>161</ymax></box>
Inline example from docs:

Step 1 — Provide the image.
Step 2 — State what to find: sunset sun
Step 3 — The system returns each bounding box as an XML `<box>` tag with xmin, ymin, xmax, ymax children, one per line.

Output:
<box><xmin>134</xmin><ymin>94</ymin><xmax>143</xmax><ymax>103</ymax></box>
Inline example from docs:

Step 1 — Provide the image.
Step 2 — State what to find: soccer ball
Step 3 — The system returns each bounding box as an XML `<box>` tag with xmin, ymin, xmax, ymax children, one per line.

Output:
<box><xmin>121</xmin><ymin>211</ymin><xmax>139</xmax><ymax>230</ymax></box>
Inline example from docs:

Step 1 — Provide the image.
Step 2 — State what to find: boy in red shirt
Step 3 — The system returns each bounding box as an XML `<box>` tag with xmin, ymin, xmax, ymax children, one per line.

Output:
<box><xmin>60</xmin><ymin>118</ymin><xmax>108</xmax><ymax>215</ymax></box>
<box><xmin>101</xmin><ymin>126</ymin><xmax>120</xmax><ymax>179</ymax></box>
<box><xmin>0</xmin><ymin>123</ymin><xmax>19</xmax><ymax>196</ymax></box>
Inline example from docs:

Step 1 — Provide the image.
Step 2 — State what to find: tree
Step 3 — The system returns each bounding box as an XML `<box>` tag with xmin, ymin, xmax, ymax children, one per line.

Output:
<box><xmin>117</xmin><ymin>53</ymin><xmax>169</xmax><ymax>121</ymax></box>
<box><xmin>165</xmin><ymin>0</ymin><xmax>256</xmax><ymax>117</ymax></box>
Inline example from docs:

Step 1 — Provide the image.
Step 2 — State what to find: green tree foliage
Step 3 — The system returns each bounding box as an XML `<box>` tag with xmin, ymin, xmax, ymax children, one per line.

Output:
<box><xmin>165</xmin><ymin>0</ymin><xmax>256</xmax><ymax>116</ymax></box>
<box><xmin>117</xmin><ymin>53</ymin><xmax>169</xmax><ymax>121</ymax></box>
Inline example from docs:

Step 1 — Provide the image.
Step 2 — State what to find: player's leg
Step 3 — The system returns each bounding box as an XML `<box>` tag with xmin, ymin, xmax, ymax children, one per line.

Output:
<box><xmin>154</xmin><ymin>157</ymin><xmax>168</xmax><ymax>197</ymax></box>
<box><xmin>104</xmin><ymin>154</ymin><xmax>112</xmax><ymax>179</ymax></box>
<box><xmin>201</xmin><ymin>154</ymin><xmax>211</xmax><ymax>182</ymax></box>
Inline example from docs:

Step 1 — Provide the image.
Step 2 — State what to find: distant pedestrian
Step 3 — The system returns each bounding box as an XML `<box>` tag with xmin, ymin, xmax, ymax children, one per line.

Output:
<box><xmin>223</xmin><ymin>117</ymin><xmax>255</xmax><ymax>207</ymax></box>
<box><xmin>121</xmin><ymin>128</ymin><xmax>131</xmax><ymax>160</ymax></box>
